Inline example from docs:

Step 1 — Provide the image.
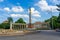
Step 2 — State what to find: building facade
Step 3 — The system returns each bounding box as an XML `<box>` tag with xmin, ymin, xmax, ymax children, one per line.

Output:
<box><xmin>29</xmin><ymin>22</ymin><xmax>49</xmax><ymax>29</ymax></box>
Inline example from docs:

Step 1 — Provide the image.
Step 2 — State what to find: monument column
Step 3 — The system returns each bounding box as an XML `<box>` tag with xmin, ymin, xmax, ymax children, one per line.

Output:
<box><xmin>10</xmin><ymin>21</ymin><xmax>12</xmax><ymax>30</ymax></box>
<box><xmin>28</xmin><ymin>7</ymin><xmax>32</xmax><ymax>28</ymax></box>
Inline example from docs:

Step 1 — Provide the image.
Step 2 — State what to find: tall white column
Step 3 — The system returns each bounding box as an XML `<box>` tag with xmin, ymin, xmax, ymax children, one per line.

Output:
<box><xmin>10</xmin><ymin>21</ymin><xmax>12</xmax><ymax>30</ymax></box>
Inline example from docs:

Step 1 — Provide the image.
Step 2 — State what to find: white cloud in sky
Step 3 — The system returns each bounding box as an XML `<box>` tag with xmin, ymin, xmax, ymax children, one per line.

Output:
<box><xmin>31</xmin><ymin>18</ymin><xmax>37</xmax><ymax>21</ymax></box>
<box><xmin>10</xmin><ymin>14</ymin><xmax>29</xmax><ymax>18</ymax></box>
<box><xmin>0</xmin><ymin>6</ymin><xmax>24</xmax><ymax>12</ymax></box>
<box><xmin>50</xmin><ymin>0</ymin><xmax>60</xmax><ymax>4</ymax></box>
<box><xmin>4</xmin><ymin>7</ymin><xmax>11</xmax><ymax>12</ymax></box>
<box><xmin>0</xmin><ymin>0</ymin><xmax>4</xmax><ymax>2</ymax></box>
<box><xmin>24</xmin><ymin>18</ymin><xmax>38</xmax><ymax>23</ymax></box>
<box><xmin>35</xmin><ymin>0</ymin><xmax>58</xmax><ymax>12</ymax></box>
<box><xmin>49</xmin><ymin>6</ymin><xmax>58</xmax><ymax>12</ymax></box>
<box><xmin>32</xmin><ymin>13</ymin><xmax>41</xmax><ymax>17</ymax></box>
<box><xmin>31</xmin><ymin>7</ymin><xmax>41</xmax><ymax>17</ymax></box>
<box><xmin>11</xmin><ymin>6</ymin><xmax>24</xmax><ymax>12</ymax></box>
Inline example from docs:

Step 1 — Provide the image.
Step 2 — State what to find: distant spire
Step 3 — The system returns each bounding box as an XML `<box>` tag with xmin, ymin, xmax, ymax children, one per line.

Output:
<box><xmin>28</xmin><ymin>7</ymin><xmax>32</xmax><ymax>28</ymax></box>
<box><xmin>29</xmin><ymin>6</ymin><xmax>31</xmax><ymax>13</ymax></box>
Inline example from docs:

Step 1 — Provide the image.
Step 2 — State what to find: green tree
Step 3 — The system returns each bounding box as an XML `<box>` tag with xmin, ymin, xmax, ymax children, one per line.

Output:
<box><xmin>15</xmin><ymin>18</ymin><xmax>26</xmax><ymax>24</ymax></box>
<box><xmin>45</xmin><ymin>16</ymin><xmax>57</xmax><ymax>29</ymax></box>
<box><xmin>45</xmin><ymin>19</ymin><xmax>50</xmax><ymax>22</ymax></box>
<box><xmin>8</xmin><ymin>17</ymin><xmax>13</xmax><ymax>23</ymax></box>
<box><xmin>0</xmin><ymin>17</ymin><xmax>13</xmax><ymax>29</ymax></box>
<box><xmin>0</xmin><ymin>24</ymin><xmax>4</xmax><ymax>29</ymax></box>
<box><xmin>57</xmin><ymin>14</ymin><xmax>60</xmax><ymax>28</ymax></box>
<box><xmin>56</xmin><ymin>4</ymin><xmax>60</xmax><ymax>28</ymax></box>
<box><xmin>57</xmin><ymin>14</ymin><xmax>60</xmax><ymax>23</ymax></box>
<box><xmin>1</xmin><ymin>23</ymin><xmax>10</xmax><ymax>29</ymax></box>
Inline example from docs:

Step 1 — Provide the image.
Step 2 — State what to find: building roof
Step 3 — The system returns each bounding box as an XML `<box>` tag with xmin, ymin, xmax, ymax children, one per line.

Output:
<box><xmin>34</xmin><ymin>22</ymin><xmax>42</xmax><ymax>24</ymax></box>
<box><xmin>3</xmin><ymin>20</ymin><xmax>8</xmax><ymax>23</ymax></box>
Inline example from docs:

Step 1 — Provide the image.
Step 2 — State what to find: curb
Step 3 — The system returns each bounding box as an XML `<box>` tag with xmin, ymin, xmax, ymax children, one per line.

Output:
<box><xmin>0</xmin><ymin>32</ymin><xmax>25</xmax><ymax>36</ymax></box>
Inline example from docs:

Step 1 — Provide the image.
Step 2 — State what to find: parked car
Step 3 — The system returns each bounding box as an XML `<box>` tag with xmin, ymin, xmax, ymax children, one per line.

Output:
<box><xmin>55</xmin><ymin>28</ymin><xmax>60</xmax><ymax>32</ymax></box>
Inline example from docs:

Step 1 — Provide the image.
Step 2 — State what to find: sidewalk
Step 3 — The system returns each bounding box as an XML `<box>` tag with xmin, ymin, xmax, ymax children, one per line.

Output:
<box><xmin>0</xmin><ymin>30</ymin><xmax>41</xmax><ymax>36</ymax></box>
<box><xmin>0</xmin><ymin>29</ymin><xmax>25</xmax><ymax>36</ymax></box>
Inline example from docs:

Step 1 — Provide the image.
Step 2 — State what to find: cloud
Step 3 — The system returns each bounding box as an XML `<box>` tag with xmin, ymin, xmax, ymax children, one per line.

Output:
<box><xmin>32</xmin><ymin>13</ymin><xmax>41</xmax><ymax>17</ymax></box>
<box><xmin>0</xmin><ymin>6</ymin><xmax>24</xmax><ymax>12</ymax></box>
<box><xmin>30</xmin><ymin>7</ymin><xmax>41</xmax><ymax>17</ymax></box>
<box><xmin>24</xmin><ymin>18</ymin><xmax>38</xmax><ymax>23</ymax></box>
<box><xmin>4</xmin><ymin>7</ymin><xmax>11</xmax><ymax>12</ymax></box>
<box><xmin>10</xmin><ymin>14</ymin><xmax>29</xmax><ymax>18</ymax></box>
<box><xmin>50</xmin><ymin>0</ymin><xmax>60</xmax><ymax>4</ymax></box>
<box><xmin>49</xmin><ymin>6</ymin><xmax>58</xmax><ymax>12</ymax></box>
<box><xmin>35</xmin><ymin>0</ymin><xmax>58</xmax><ymax>12</ymax></box>
<box><xmin>31</xmin><ymin>18</ymin><xmax>37</xmax><ymax>21</ymax></box>
<box><xmin>11</xmin><ymin>6</ymin><xmax>24</xmax><ymax>12</ymax></box>
<box><xmin>0</xmin><ymin>0</ymin><xmax>4</xmax><ymax>2</ymax></box>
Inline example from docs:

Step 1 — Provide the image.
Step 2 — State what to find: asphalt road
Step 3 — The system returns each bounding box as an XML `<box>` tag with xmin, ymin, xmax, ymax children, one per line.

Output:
<box><xmin>0</xmin><ymin>30</ymin><xmax>60</xmax><ymax>40</ymax></box>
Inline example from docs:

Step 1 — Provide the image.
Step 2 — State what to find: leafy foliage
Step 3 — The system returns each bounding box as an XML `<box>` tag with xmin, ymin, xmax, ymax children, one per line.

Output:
<box><xmin>8</xmin><ymin>17</ymin><xmax>13</xmax><ymax>23</ymax></box>
<box><xmin>15</xmin><ymin>18</ymin><xmax>26</xmax><ymax>24</ymax></box>
<box><xmin>45</xmin><ymin>15</ymin><xmax>60</xmax><ymax>29</ymax></box>
<box><xmin>0</xmin><ymin>17</ymin><xmax>13</xmax><ymax>29</ymax></box>
<box><xmin>57</xmin><ymin>14</ymin><xmax>60</xmax><ymax>23</ymax></box>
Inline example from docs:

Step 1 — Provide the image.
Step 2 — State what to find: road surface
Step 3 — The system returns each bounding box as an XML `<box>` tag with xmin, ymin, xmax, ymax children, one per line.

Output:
<box><xmin>0</xmin><ymin>30</ymin><xmax>60</xmax><ymax>40</ymax></box>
